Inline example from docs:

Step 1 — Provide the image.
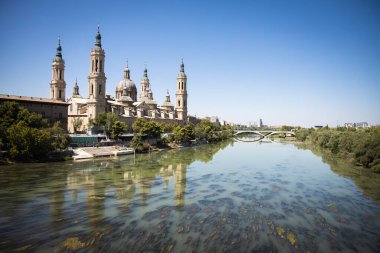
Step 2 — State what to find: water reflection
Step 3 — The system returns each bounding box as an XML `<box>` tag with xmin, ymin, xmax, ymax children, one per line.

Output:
<box><xmin>1</xmin><ymin>140</ymin><xmax>380</xmax><ymax>252</ymax></box>
<box><xmin>296</xmin><ymin>143</ymin><xmax>380</xmax><ymax>202</ymax></box>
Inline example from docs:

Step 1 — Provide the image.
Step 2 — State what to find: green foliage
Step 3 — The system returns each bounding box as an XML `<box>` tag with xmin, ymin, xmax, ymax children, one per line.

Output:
<box><xmin>281</xmin><ymin>125</ymin><xmax>298</xmax><ymax>131</ymax></box>
<box><xmin>140</xmin><ymin>121</ymin><xmax>163</xmax><ymax>139</ymax></box>
<box><xmin>49</xmin><ymin>121</ymin><xmax>69</xmax><ymax>150</ymax></box>
<box><xmin>132</xmin><ymin>118</ymin><xmax>147</xmax><ymax>133</ymax></box>
<box><xmin>0</xmin><ymin>102</ymin><xmax>68</xmax><ymax>161</ymax></box>
<box><xmin>173</xmin><ymin>123</ymin><xmax>195</xmax><ymax>144</ymax></box>
<box><xmin>92</xmin><ymin>112</ymin><xmax>118</xmax><ymax>138</ymax></box>
<box><xmin>193</xmin><ymin>120</ymin><xmax>233</xmax><ymax>143</ymax></box>
<box><xmin>130</xmin><ymin>134</ymin><xmax>149</xmax><ymax>153</ymax></box>
<box><xmin>7</xmin><ymin>121</ymin><xmax>51</xmax><ymax>160</ymax></box>
<box><xmin>160</xmin><ymin>122</ymin><xmax>180</xmax><ymax>133</ymax></box>
<box><xmin>111</xmin><ymin>121</ymin><xmax>128</xmax><ymax>139</ymax></box>
<box><xmin>296</xmin><ymin>126</ymin><xmax>380</xmax><ymax>172</ymax></box>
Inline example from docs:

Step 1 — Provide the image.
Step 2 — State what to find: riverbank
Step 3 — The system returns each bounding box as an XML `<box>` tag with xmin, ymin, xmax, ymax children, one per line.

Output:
<box><xmin>295</xmin><ymin>127</ymin><xmax>380</xmax><ymax>173</ymax></box>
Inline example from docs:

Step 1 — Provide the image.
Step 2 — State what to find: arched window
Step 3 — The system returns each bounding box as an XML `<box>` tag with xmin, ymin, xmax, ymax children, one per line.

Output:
<box><xmin>178</xmin><ymin>100</ymin><xmax>181</xmax><ymax>107</ymax></box>
<box><xmin>59</xmin><ymin>90</ymin><xmax>62</xmax><ymax>98</ymax></box>
<box><xmin>52</xmin><ymin>89</ymin><xmax>54</xmax><ymax>98</ymax></box>
<box><xmin>182</xmin><ymin>82</ymin><xmax>184</xmax><ymax>90</ymax></box>
<box><xmin>99</xmin><ymin>60</ymin><xmax>102</xmax><ymax>72</ymax></box>
<box><xmin>91</xmin><ymin>85</ymin><xmax>94</xmax><ymax>95</ymax></box>
<box><xmin>99</xmin><ymin>84</ymin><xmax>102</xmax><ymax>95</ymax></box>
<box><xmin>95</xmin><ymin>59</ymin><xmax>98</xmax><ymax>72</ymax></box>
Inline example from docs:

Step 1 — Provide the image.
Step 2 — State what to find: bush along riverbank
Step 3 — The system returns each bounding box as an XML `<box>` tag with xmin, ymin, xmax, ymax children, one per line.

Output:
<box><xmin>129</xmin><ymin>118</ymin><xmax>234</xmax><ymax>153</ymax></box>
<box><xmin>295</xmin><ymin>126</ymin><xmax>380</xmax><ymax>173</ymax></box>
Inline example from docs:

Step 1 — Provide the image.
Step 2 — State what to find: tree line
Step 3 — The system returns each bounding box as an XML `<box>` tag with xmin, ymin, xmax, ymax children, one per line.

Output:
<box><xmin>91</xmin><ymin>113</ymin><xmax>234</xmax><ymax>153</ymax></box>
<box><xmin>294</xmin><ymin>126</ymin><xmax>380</xmax><ymax>173</ymax></box>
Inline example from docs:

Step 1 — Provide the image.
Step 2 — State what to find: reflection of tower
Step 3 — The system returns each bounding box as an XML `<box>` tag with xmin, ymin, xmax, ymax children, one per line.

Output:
<box><xmin>87</xmin><ymin>177</ymin><xmax>105</xmax><ymax>234</ymax></box>
<box><xmin>50</xmin><ymin>181</ymin><xmax>65</xmax><ymax>232</ymax></box>
<box><xmin>174</xmin><ymin>164</ymin><xmax>186</xmax><ymax>207</ymax></box>
<box><xmin>139</xmin><ymin>177</ymin><xmax>153</xmax><ymax>204</ymax></box>
<box><xmin>160</xmin><ymin>164</ymin><xmax>173</xmax><ymax>189</ymax></box>
<box><xmin>112</xmin><ymin>171</ymin><xmax>137</xmax><ymax>212</ymax></box>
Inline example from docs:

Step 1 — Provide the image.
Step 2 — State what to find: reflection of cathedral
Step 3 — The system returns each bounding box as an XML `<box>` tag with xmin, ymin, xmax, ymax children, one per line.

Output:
<box><xmin>54</xmin><ymin>27</ymin><xmax>189</xmax><ymax>133</ymax></box>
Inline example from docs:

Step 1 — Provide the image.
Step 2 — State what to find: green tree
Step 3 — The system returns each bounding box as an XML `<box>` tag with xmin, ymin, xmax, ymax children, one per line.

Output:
<box><xmin>92</xmin><ymin>112</ymin><xmax>118</xmax><ymax>138</ymax></box>
<box><xmin>173</xmin><ymin>123</ymin><xmax>195</xmax><ymax>144</ymax></box>
<box><xmin>194</xmin><ymin>119</ymin><xmax>221</xmax><ymax>142</ymax></box>
<box><xmin>130</xmin><ymin>134</ymin><xmax>149</xmax><ymax>153</ymax></box>
<box><xmin>111</xmin><ymin>121</ymin><xmax>128</xmax><ymax>139</ymax></box>
<box><xmin>7</xmin><ymin>121</ymin><xmax>52</xmax><ymax>161</ymax></box>
<box><xmin>0</xmin><ymin>101</ymin><xmax>48</xmax><ymax>150</ymax></box>
<box><xmin>140</xmin><ymin>121</ymin><xmax>163</xmax><ymax>139</ymax></box>
<box><xmin>160</xmin><ymin>122</ymin><xmax>180</xmax><ymax>133</ymax></box>
<box><xmin>49</xmin><ymin>121</ymin><xmax>69</xmax><ymax>150</ymax></box>
<box><xmin>132</xmin><ymin>118</ymin><xmax>148</xmax><ymax>133</ymax></box>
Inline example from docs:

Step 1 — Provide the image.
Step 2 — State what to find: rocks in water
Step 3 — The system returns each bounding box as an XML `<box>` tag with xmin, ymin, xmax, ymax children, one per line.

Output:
<box><xmin>61</xmin><ymin>237</ymin><xmax>86</xmax><ymax>251</ymax></box>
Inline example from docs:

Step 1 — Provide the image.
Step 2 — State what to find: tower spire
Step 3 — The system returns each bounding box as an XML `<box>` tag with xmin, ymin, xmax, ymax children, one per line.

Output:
<box><xmin>165</xmin><ymin>89</ymin><xmax>171</xmax><ymax>102</ymax></box>
<box><xmin>143</xmin><ymin>64</ymin><xmax>148</xmax><ymax>79</ymax></box>
<box><xmin>55</xmin><ymin>36</ymin><xmax>62</xmax><ymax>60</ymax></box>
<box><xmin>180</xmin><ymin>58</ymin><xmax>185</xmax><ymax>73</ymax></box>
<box><xmin>124</xmin><ymin>60</ymin><xmax>130</xmax><ymax>79</ymax></box>
<box><xmin>95</xmin><ymin>25</ymin><xmax>102</xmax><ymax>48</ymax></box>
<box><xmin>73</xmin><ymin>78</ymin><xmax>80</xmax><ymax>96</ymax></box>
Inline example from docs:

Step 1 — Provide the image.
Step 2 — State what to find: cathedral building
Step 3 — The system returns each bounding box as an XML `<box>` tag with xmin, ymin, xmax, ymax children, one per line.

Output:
<box><xmin>67</xmin><ymin>27</ymin><xmax>189</xmax><ymax>133</ymax></box>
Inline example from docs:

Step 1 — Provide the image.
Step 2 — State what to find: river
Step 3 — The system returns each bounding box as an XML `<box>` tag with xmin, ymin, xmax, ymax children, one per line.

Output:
<box><xmin>0</xmin><ymin>140</ymin><xmax>379</xmax><ymax>252</ymax></box>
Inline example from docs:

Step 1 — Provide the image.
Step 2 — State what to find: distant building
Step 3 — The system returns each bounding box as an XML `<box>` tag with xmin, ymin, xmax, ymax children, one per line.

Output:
<box><xmin>257</xmin><ymin>118</ymin><xmax>263</xmax><ymax>128</ymax></box>
<box><xmin>205</xmin><ymin>116</ymin><xmax>221</xmax><ymax>126</ymax></box>
<box><xmin>344</xmin><ymin>122</ymin><xmax>369</xmax><ymax>129</ymax></box>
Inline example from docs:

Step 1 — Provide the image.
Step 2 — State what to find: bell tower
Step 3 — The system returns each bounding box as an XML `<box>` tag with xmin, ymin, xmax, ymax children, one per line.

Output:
<box><xmin>50</xmin><ymin>38</ymin><xmax>66</xmax><ymax>101</ymax></box>
<box><xmin>176</xmin><ymin>59</ymin><xmax>187</xmax><ymax>121</ymax></box>
<box><xmin>87</xmin><ymin>26</ymin><xmax>107</xmax><ymax>120</ymax></box>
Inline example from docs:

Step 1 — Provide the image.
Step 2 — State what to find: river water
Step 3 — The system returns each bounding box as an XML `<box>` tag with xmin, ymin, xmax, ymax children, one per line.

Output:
<box><xmin>0</xmin><ymin>140</ymin><xmax>379</xmax><ymax>252</ymax></box>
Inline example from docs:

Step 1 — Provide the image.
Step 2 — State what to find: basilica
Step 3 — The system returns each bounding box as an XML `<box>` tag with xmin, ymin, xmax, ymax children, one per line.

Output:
<box><xmin>49</xmin><ymin>27</ymin><xmax>189</xmax><ymax>133</ymax></box>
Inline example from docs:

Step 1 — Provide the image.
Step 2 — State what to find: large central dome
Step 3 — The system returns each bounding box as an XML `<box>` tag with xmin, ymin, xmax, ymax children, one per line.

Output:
<box><xmin>117</xmin><ymin>79</ymin><xmax>136</xmax><ymax>92</ymax></box>
<box><xmin>116</xmin><ymin>66</ymin><xmax>137</xmax><ymax>101</ymax></box>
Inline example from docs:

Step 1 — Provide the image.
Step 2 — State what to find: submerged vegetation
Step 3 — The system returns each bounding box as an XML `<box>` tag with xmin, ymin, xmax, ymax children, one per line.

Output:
<box><xmin>295</xmin><ymin>126</ymin><xmax>380</xmax><ymax>172</ymax></box>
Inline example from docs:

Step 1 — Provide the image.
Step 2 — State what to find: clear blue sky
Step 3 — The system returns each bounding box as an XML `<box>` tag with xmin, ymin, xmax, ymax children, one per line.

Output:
<box><xmin>0</xmin><ymin>0</ymin><xmax>379</xmax><ymax>127</ymax></box>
